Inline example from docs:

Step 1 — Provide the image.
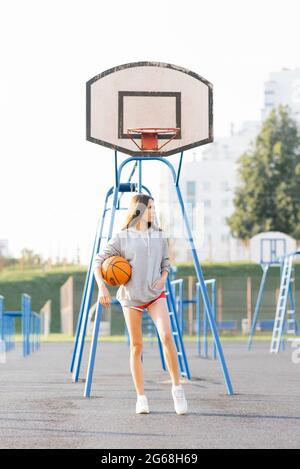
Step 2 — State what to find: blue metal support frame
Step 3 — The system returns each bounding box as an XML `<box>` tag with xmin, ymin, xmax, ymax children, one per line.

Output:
<box><xmin>248</xmin><ymin>248</ymin><xmax>299</xmax><ymax>352</ymax></box>
<box><xmin>165</xmin><ymin>276</ymin><xmax>191</xmax><ymax>380</ymax></box>
<box><xmin>170</xmin><ymin>279</ymin><xmax>184</xmax><ymax>333</ymax></box>
<box><xmin>270</xmin><ymin>251</ymin><xmax>299</xmax><ymax>353</ymax></box>
<box><xmin>0</xmin><ymin>296</ymin><xmax>4</xmax><ymax>343</ymax></box>
<box><xmin>0</xmin><ymin>294</ymin><xmax>41</xmax><ymax>357</ymax></box>
<box><xmin>72</xmin><ymin>152</ymin><xmax>234</xmax><ymax>396</ymax></box>
<box><xmin>247</xmin><ymin>265</ymin><xmax>270</xmax><ymax>351</ymax></box>
<box><xmin>196</xmin><ymin>279</ymin><xmax>217</xmax><ymax>359</ymax></box>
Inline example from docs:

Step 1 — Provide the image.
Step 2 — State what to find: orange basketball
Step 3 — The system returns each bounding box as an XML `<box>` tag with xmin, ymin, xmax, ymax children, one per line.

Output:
<box><xmin>101</xmin><ymin>256</ymin><xmax>132</xmax><ymax>286</ymax></box>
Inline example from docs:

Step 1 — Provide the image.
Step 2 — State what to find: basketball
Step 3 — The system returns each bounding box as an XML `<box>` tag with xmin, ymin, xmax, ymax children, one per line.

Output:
<box><xmin>101</xmin><ymin>256</ymin><xmax>132</xmax><ymax>286</ymax></box>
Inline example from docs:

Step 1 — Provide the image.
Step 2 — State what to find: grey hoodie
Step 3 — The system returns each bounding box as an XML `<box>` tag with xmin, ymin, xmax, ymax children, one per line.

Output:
<box><xmin>93</xmin><ymin>226</ymin><xmax>171</xmax><ymax>307</ymax></box>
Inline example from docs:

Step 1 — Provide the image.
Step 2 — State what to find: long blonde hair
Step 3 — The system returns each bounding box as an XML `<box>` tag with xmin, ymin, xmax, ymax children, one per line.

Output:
<box><xmin>121</xmin><ymin>193</ymin><xmax>163</xmax><ymax>231</ymax></box>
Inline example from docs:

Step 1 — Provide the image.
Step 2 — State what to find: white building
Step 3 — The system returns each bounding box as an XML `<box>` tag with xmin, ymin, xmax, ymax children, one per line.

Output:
<box><xmin>262</xmin><ymin>68</ymin><xmax>300</xmax><ymax>124</ymax></box>
<box><xmin>159</xmin><ymin>67</ymin><xmax>300</xmax><ymax>263</ymax></box>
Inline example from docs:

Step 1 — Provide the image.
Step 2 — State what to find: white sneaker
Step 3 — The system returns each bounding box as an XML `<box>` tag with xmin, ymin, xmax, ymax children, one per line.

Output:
<box><xmin>172</xmin><ymin>385</ymin><xmax>188</xmax><ymax>415</ymax></box>
<box><xmin>136</xmin><ymin>395</ymin><xmax>150</xmax><ymax>414</ymax></box>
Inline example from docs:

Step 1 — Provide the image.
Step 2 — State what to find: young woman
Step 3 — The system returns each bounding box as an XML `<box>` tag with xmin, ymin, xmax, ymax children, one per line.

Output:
<box><xmin>93</xmin><ymin>193</ymin><xmax>188</xmax><ymax>415</ymax></box>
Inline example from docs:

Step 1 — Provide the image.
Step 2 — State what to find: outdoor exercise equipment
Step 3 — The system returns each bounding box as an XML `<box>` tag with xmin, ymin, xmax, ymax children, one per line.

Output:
<box><xmin>270</xmin><ymin>250</ymin><xmax>299</xmax><ymax>353</ymax></box>
<box><xmin>70</xmin><ymin>62</ymin><xmax>234</xmax><ymax>397</ymax></box>
<box><xmin>247</xmin><ymin>237</ymin><xmax>299</xmax><ymax>353</ymax></box>
<box><xmin>0</xmin><ymin>294</ymin><xmax>41</xmax><ymax>357</ymax></box>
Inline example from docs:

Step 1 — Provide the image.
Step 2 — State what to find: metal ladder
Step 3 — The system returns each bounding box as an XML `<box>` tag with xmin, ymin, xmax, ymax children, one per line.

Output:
<box><xmin>164</xmin><ymin>276</ymin><xmax>191</xmax><ymax>379</ymax></box>
<box><xmin>285</xmin><ymin>265</ymin><xmax>297</xmax><ymax>335</ymax></box>
<box><xmin>270</xmin><ymin>255</ymin><xmax>295</xmax><ymax>354</ymax></box>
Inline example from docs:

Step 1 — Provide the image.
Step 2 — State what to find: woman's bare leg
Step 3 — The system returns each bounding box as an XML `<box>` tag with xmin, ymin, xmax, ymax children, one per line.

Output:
<box><xmin>122</xmin><ymin>307</ymin><xmax>145</xmax><ymax>396</ymax></box>
<box><xmin>147</xmin><ymin>299</ymin><xmax>181</xmax><ymax>386</ymax></box>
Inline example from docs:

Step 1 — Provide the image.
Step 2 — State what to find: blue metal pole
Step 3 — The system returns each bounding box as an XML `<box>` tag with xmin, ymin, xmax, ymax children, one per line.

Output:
<box><xmin>3</xmin><ymin>319</ymin><xmax>6</xmax><ymax>351</ymax></box>
<box><xmin>22</xmin><ymin>295</ymin><xmax>26</xmax><ymax>357</ymax></box>
<box><xmin>5</xmin><ymin>317</ymin><xmax>8</xmax><ymax>351</ymax></box>
<box><xmin>156</xmin><ymin>326</ymin><xmax>167</xmax><ymax>371</ymax></box>
<box><xmin>170</xmin><ymin>279</ymin><xmax>184</xmax><ymax>334</ymax></box>
<box><xmin>26</xmin><ymin>296</ymin><xmax>31</xmax><ymax>356</ymax></box>
<box><xmin>196</xmin><ymin>284</ymin><xmax>201</xmax><ymax>356</ymax></box>
<box><xmin>174</xmin><ymin>183</ymin><xmax>234</xmax><ymax>395</ymax></box>
<box><xmin>84</xmin><ymin>302</ymin><xmax>103</xmax><ymax>397</ymax></box>
<box><xmin>34</xmin><ymin>316</ymin><xmax>37</xmax><ymax>351</ymax></box>
<box><xmin>248</xmin><ymin>265</ymin><xmax>269</xmax><ymax>351</ymax></box>
<box><xmin>12</xmin><ymin>318</ymin><xmax>15</xmax><ymax>350</ymax></box>
<box><xmin>212</xmin><ymin>280</ymin><xmax>217</xmax><ymax>360</ymax></box>
<box><xmin>5</xmin><ymin>317</ymin><xmax>9</xmax><ymax>351</ymax></box>
<box><xmin>31</xmin><ymin>314</ymin><xmax>34</xmax><ymax>353</ymax></box>
<box><xmin>22</xmin><ymin>294</ymin><xmax>30</xmax><ymax>357</ymax></box>
<box><xmin>203</xmin><ymin>287</ymin><xmax>208</xmax><ymax>358</ymax></box>
<box><xmin>0</xmin><ymin>296</ymin><xmax>4</xmax><ymax>342</ymax></box>
<box><xmin>166</xmin><ymin>276</ymin><xmax>191</xmax><ymax>380</ymax></box>
<box><xmin>7</xmin><ymin>318</ymin><xmax>11</xmax><ymax>351</ymax></box>
<box><xmin>279</xmin><ymin>260</ymin><xmax>285</xmax><ymax>352</ymax></box>
<box><xmin>201</xmin><ymin>280</ymin><xmax>217</xmax><ymax>359</ymax></box>
<box><xmin>4</xmin><ymin>317</ymin><xmax>8</xmax><ymax>351</ymax></box>
<box><xmin>10</xmin><ymin>318</ymin><xmax>13</xmax><ymax>351</ymax></box>
<box><xmin>179</xmin><ymin>280</ymin><xmax>184</xmax><ymax>333</ymax></box>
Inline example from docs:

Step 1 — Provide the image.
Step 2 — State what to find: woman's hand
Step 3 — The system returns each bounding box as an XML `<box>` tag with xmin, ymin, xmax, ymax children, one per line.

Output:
<box><xmin>98</xmin><ymin>283</ymin><xmax>111</xmax><ymax>308</ymax></box>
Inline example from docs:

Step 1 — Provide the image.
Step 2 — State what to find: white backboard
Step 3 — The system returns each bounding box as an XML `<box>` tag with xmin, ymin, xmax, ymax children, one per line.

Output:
<box><xmin>86</xmin><ymin>62</ymin><xmax>213</xmax><ymax>156</ymax></box>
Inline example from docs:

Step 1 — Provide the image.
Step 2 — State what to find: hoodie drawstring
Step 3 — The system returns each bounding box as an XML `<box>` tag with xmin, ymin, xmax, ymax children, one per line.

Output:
<box><xmin>129</xmin><ymin>226</ymin><xmax>151</xmax><ymax>256</ymax></box>
<box><xmin>147</xmin><ymin>231</ymin><xmax>150</xmax><ymax>256</ymax></box>
<box><xmin>141</xmin><ymin>230</ymin><xmax>150</xmax><ymax>256</ymax></box>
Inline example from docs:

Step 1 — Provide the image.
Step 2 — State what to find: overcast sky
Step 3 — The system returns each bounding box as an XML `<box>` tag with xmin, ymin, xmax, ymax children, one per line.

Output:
<box><xmin>1</xmin><ymin>0</ymin><xmax>300</xmax><ymax>264</ymax></box>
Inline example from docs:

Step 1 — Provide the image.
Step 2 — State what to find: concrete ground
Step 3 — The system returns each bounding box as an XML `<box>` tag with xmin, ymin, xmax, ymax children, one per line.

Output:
<box><xmin>0</xmin><ymin>340</ymin><xmax>299</xmax><ymax>449</ymax></box>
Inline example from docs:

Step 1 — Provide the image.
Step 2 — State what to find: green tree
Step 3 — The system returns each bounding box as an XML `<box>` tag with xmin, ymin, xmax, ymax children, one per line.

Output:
<box><xmin>228</xmin><ymin>105</ymin><xmax>300</xmax><ymax>240</ymax></box>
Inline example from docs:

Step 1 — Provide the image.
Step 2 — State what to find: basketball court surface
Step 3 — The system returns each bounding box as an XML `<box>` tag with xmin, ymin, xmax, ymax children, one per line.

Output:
<box><xmin>1</xmin><ymin>341</ymin><xmax>299</xmax><ymax>449</ymax></box>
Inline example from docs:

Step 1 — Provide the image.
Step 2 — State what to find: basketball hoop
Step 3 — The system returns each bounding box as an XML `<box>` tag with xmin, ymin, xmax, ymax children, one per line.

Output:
<box><xmin>127</xmin><ymin>127</ymin><xmax>180</xmax><ymax>152</ymax></box>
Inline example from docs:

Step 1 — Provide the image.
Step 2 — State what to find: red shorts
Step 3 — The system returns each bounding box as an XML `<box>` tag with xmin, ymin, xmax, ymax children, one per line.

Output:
<box><xmin>131</xmin><ymin>291</ymin><xmax>166</xmax><ymax>312</ymax></box>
